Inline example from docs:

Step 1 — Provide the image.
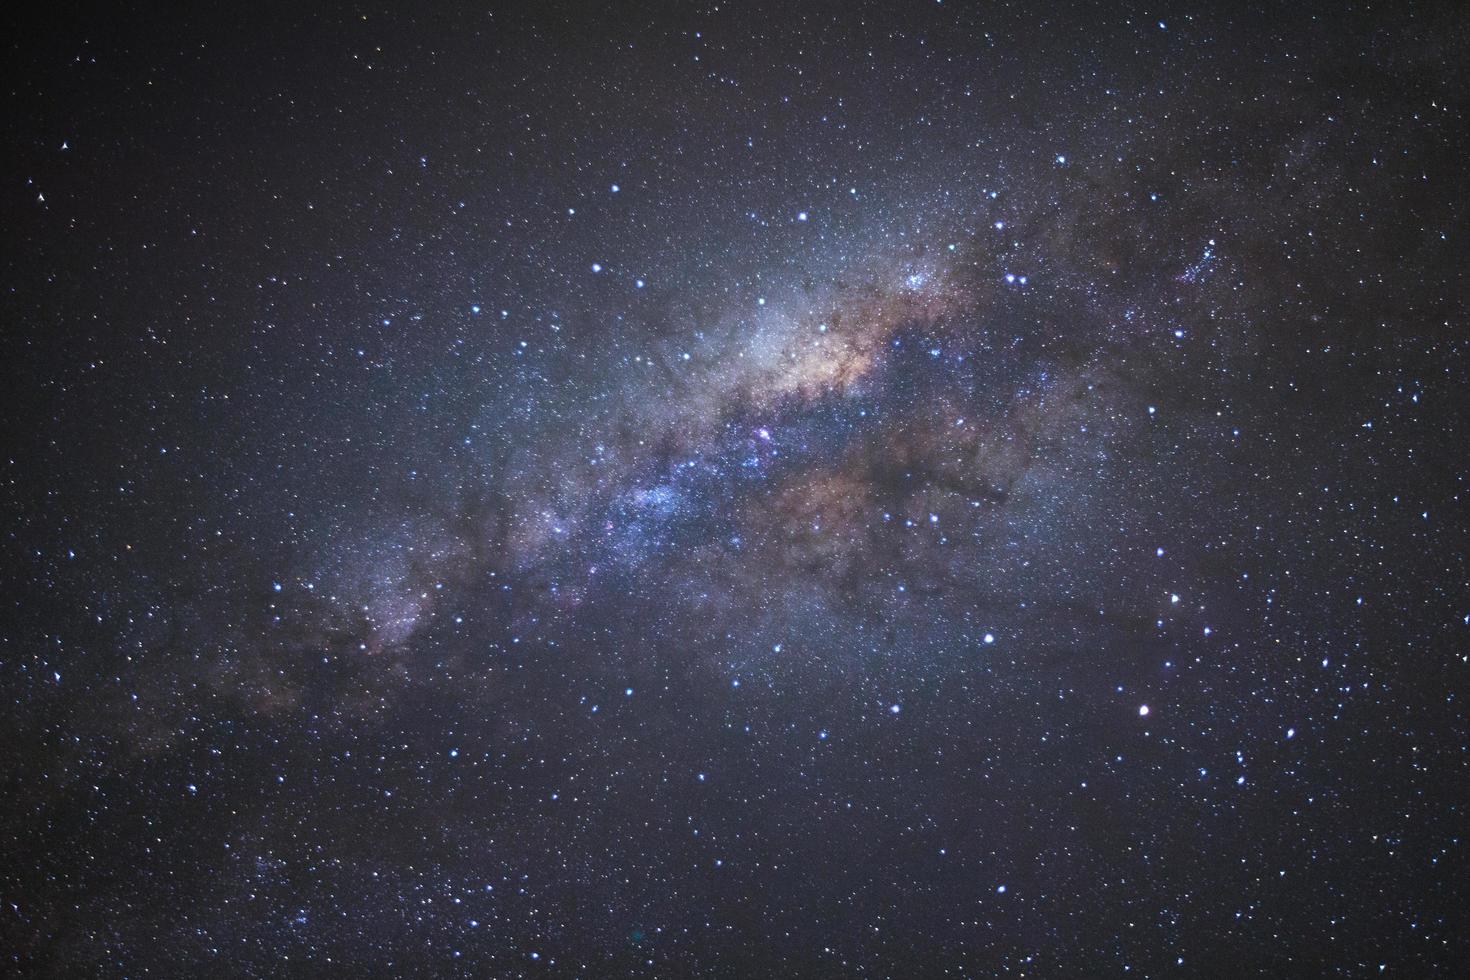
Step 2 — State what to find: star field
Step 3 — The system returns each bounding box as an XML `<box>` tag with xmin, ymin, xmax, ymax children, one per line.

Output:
<box><xmin>3</xmin><ymin>2</ymin><xmax>1469</xmax><ymax>976</ymax></box>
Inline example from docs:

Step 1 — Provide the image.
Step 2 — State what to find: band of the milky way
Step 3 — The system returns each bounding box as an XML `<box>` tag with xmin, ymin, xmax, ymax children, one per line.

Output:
<box><xmin>3</xmin><ymin>2</ymin><xmax>1467</xmax><ymax>975</ymax></box>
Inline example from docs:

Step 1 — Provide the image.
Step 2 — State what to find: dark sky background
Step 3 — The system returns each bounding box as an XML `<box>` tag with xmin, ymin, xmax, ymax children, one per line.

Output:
<box><xmin>4</xmin><ymin>1</ymin><xmax>1468</xmax><ymax>976</ymax></box>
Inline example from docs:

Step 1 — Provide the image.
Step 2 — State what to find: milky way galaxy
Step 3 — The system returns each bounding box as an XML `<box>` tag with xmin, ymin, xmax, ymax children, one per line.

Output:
<box><xmin>5</xmin><ymin>2</ymin><xmax>1469</xmax><ymax>976</ymax></box>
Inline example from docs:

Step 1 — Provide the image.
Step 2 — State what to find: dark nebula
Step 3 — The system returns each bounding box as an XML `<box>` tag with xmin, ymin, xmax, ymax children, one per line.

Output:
<box><xmin>4</xmin><ymin>2</ymin><xmax>1468</xmax><ymax>975</ymax></box>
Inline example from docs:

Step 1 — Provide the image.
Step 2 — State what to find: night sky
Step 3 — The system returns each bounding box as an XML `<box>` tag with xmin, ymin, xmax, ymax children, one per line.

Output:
<box><xmin>4</xmin><ymin>2</ymin><xmax>1469</xmax><ymax>976</ymax></box>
